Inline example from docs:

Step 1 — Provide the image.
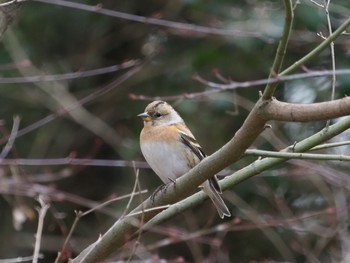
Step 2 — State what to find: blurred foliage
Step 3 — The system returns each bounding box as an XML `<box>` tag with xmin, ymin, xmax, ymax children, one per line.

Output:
<box><xmin>0</xmin><ymin>0</ymin><xmax>350</xmax><ymax>262</ymax></box>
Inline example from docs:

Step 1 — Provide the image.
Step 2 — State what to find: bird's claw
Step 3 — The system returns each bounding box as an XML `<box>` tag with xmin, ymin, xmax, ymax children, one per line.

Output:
<box><xmin>150</xmin><ymin>180</ymin><xmax>176</xmax><ymax>204</ymax></box>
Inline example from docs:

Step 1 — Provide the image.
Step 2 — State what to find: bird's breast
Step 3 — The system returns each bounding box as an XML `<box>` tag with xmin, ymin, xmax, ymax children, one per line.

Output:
<box><xmin>140</xmin><ymin>140</ymin><xmax>195</xmax><ymax>183</ymax></box>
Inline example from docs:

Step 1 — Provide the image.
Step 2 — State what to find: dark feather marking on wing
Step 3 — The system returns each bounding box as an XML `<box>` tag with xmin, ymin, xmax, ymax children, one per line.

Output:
<box><xmin>179</xmin><ymin>131</ymin><xmax>206</xmax><ymax>160</ymax></box>
<box><xmin>179</xmin><ymin>131</ymin><xmax>222</xmax><ymax>193</ymax></box>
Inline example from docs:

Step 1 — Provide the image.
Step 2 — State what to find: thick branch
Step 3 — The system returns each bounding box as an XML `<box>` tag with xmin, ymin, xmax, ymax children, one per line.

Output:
<box><xmin>261</xmin><ymin>97</ymin><xmax>350</xmax><ymax>122</ymax></box>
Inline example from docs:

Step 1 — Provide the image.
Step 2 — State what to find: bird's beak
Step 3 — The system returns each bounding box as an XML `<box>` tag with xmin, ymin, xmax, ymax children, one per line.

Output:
<box><xmin>138</xmin><ymin>112</ymin><xmax>151</xmax><ymax>122</ymax></box>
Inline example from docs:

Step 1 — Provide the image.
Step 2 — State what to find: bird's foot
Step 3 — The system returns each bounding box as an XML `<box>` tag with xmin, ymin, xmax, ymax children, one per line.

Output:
<box><xmin>150</xmin><ymin>180</ymin><xmax>176</xmax><ymax>204</ymax></box>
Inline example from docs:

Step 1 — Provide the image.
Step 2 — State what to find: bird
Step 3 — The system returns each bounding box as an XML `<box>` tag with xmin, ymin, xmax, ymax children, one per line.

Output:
<box><xmin>138</xmin><ymin>100</ymin><xmax>231</xmax><ymax>219</ymax></box>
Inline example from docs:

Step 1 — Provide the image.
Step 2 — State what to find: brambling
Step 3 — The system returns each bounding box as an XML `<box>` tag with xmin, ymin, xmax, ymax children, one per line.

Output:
<box><xmin>138</xmin><ymin>100</ymin><xmax>231</xmax><ymax>219</ymax></box>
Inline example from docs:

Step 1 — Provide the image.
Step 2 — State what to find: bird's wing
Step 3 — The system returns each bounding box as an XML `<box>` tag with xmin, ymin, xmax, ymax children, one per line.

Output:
<box><xmin>179</xmin><ymin>130</ymin><xmax>222</xmax><ymax>193</ymax></box>
<box><xmin>179</xmin><ymin>131</ymin><xmax>206</xmax><ymax>160</ymax></box>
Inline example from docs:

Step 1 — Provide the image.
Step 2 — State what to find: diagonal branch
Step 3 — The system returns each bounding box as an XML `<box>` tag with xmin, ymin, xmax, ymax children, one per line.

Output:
<box><xmin>70</xmin><ymin>98</ymin><xmax>268</xmax><ymax>262</ymax></box>
<box><xmin>143</xmin><ymin>114</ymin><xmax>350</xmax><ymax>233</ymax></box>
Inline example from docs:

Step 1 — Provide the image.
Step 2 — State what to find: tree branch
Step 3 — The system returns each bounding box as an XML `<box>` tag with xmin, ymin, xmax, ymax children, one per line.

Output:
<box><xmin>0</xmin><ymin>60</ymin><xmax>140</xmax><ymax>83</ymax></box>
<box><xmin>263</xmin><ymin>0</ymin><xmax>293</xmax><ymax>99</ymax></box>
<box><xmin>143</xmin><ymin>114</ymin><xmax>350</xmax><ymax>233</ymax></box>
<box><xmin>31</xmin><ymin>0</ymin><xmax>265</xmax><ymax>39</ymax></box>
<box><xmin>280</xmin><ymin>16</ymin><xmax>350</xmax><ymax>76</ymax></box>
<box><xmin>245</xmin><ymin>149</ymin><xmax>350</xmax><ymax>161</ymax></box>
<box><xmin>261</xmin><ymin>97</ymin><xmax>350</xmax><ymax>122</ymax></box>
<box><xmin>193</xmin><ymin>69</ymin><xmax>350</xmax><ymax>91</ymax></box>
<box><xmin>262</xmin><ymin>16</ymin><xmax>350</xmax><ymax>100</ymax></box>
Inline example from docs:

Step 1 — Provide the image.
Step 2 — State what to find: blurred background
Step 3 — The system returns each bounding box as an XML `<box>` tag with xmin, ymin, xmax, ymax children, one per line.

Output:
<box><xmin>0</xmin><ymin>0</ymin><xmax>350</xmax><ymax>262</ymax></box>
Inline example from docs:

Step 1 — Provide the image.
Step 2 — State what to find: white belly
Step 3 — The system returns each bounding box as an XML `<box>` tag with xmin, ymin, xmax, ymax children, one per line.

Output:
<box><xmin>141</xmin><ymin>141</ymin><xmax>192</xmax><ymax>183</ymax></box>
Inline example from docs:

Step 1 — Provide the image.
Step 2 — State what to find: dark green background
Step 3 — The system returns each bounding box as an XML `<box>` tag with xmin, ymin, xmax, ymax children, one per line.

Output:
<box><xmin>0</xmin><ymin>0</ymin><xmax>349</xmax><ymax>262</ymax></box>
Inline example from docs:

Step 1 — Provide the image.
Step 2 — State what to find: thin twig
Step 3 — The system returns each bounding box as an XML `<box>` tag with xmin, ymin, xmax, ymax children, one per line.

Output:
<box><xmin>324</xmin><ymin>0</ymin><xmax>337</xmax><ymax>129</ymax></box>
<box><xmin>280</xmin><ymin>17</ymin><xmax>350</xmax><ymax>76</ymax></box>
<box><xmin>194</xmin><ymin>69</ymin><xmax>350</xmax><ymax>90</ymax></box>
<box><xmin>310</xmin><ymin>0</ymin><xmax>324</xmax><ymax>8</ymax></box>
<box><xmin>262</xmin><ymin>0</ymin><xmax>293</xmax><ymax>99</ymax></box>
<box><xmin>310</xmin><ymin>140</ymin><xmax>350</xmax><ymax>151</ymax></box>
<box><xmin>245</xmin><ymin>149</ymin><xmax>350</xmax><ymax>161</ymax></box>
<box><xmin>33</xmin><ymin>196</ymin><xmax>50</xmax><ymax>263</ymax></box>
<box><xmin>126</xmin><ymin>205</ymin><xmax>171</xmax><ymax>218</ymax></box>
<box><xmin>55</xmin><ymin>211</ymin><xmax>83</xmax><ymax>263</ymax></box>
<box><xmin>126</xmin><ymin>168</ymin><xmax>143</xmax><ymax>263</ymax></box>
<box><xmin>0</xmin><ymin>60</ymin><xmax>140</xmax><ymax>84</ymax></box>
<box><xmin>130</xmin><ymin>69</ymin><xmax>350</xmax><ymax>101</ymax></box>
<box><xmin>123</xmin><ymin>168</ymin><xmax>141</xmax><ymax>217</ymax></box>
<box><xmin>129</xmin><ymin>69</ymin><xmax>350</xmax><ymax>101</ymax></box>
<box><xmin>0</xmin><ymin>158</ymin><xmax>148</xmax><ymax>168</ymax></box>
<box><xmin>55</xmin><ymin>190</ymin><xmax>148</xmax><ymax>263</ymax></box>
<box><xmin>0</xmin><ymin>115</ymin><xmax>20</xmax><ymax>159</ymax></box>
<box><xmin>81</xmin><ymin>190</ymin><xmax>148</xmax><ymax>218</ymax></box>
<box><xmin>31</xmin><ymin>0</ymin><xmax>266</xmax><ymax>39</ymax></box>
<box><xmin>0</xmin><ymin>60</ymin><xmax>144</xmax><ymax>145</ymax></box>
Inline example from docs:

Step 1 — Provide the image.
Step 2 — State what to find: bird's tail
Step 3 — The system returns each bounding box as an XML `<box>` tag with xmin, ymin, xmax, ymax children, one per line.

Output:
<box><xmin>202</xmin><ymin>179</ymin><xmax>231</xmax><ymax>219</ymax></box>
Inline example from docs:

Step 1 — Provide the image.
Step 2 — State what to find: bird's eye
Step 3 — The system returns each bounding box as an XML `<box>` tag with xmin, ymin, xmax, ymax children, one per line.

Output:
<box><xmin>153</xmin><ymin>112</ymin><xmax>162</xmax><ymax>118</ymax></box>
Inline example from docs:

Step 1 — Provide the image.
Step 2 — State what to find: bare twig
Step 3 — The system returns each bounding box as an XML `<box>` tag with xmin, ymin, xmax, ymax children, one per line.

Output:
<box><xmin>0</xmin><ymin>183</ymin><xmax>123</xmax><ymax>216</ymax></box>
<box><xmin>262</xmin><ymin>0</ymin><xmax>293</xmax><ymax>99</ymax></box>
<box><xmin>0</xmin><ymin>30</ymin><xmax>144</xmax><ymax>146</ymax></box>
<box><xmin>31</xmin><ymin>0</ymin><xmax>266</xmax><ymax>39</ymax></box>
<box><xmin>310</xmin><ymin>140</ymin><xmax>350</xmax><ymax>151</ymax></box>
<box><xmin>310</xmin><ymin>0</ymin><xmax>324</xmax><ymax>8</ymax></box>
<box><xmin>0</xmin><ymin>60</ymin><xmax>140</xmax><ymax>84</ymax></box>
<box><xmin>194</xmin><ymin>69</ymin><xmax>350</xmax><ymax>90</ymax></box>
<box><xmin>280</xmin><ymin>17</ymin><xmax>350</xmax><ymax>76</ymax></box>
<box><xmin>126</xmin><ymin>168</ymin><xmax>144</xmax><ymax>263</ymax></box>
<box><xmin>323</xmin><ymin>0</ymin><xmax>337</xmax><ymax>128</ymax></box>
<box><xmin>0</xmin><ymin>158</ymin><xmax>148</xmax><ymax>168</ymax></box>
<box><xmin>83</xmin><ymin>191</ymin><xmax>149</xmax><ymax>218</ymax></box>
<box><xmin>125</xmin><ymin>205</ymin><xmax>171</xmax><ymax>218</ymax></box>
<box><xmin>55</xmin><ymin>190</ymin><xmax>148</xmax><ymax>263</ymax></box>
<box><xmin>245</xmin><ymin>149</ymin><xmax>350</xmax><ymax>161</ymax></box>
<box><xmin>0</xmin><ymin>115</ymin><xmax>20</xmax><ymax>159</ymax></box>
<box><xmin>55</xmin><ymin>211</ymin><xmax>83</xmax><ymax>263</ymax></box>
<box><xmin>130</xmin><ymin>69</ymin><xmax>350</xmax><ymax>101</ymax></box>
<box><xmin>123</xmin><ymin>169</ymin><xmax>142</xmax><ymax>217</ymax></box>
<box><xmin>33</xmin><ymin>196</ymin><xmax>50</xmax><ymax>263</ymax></box>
